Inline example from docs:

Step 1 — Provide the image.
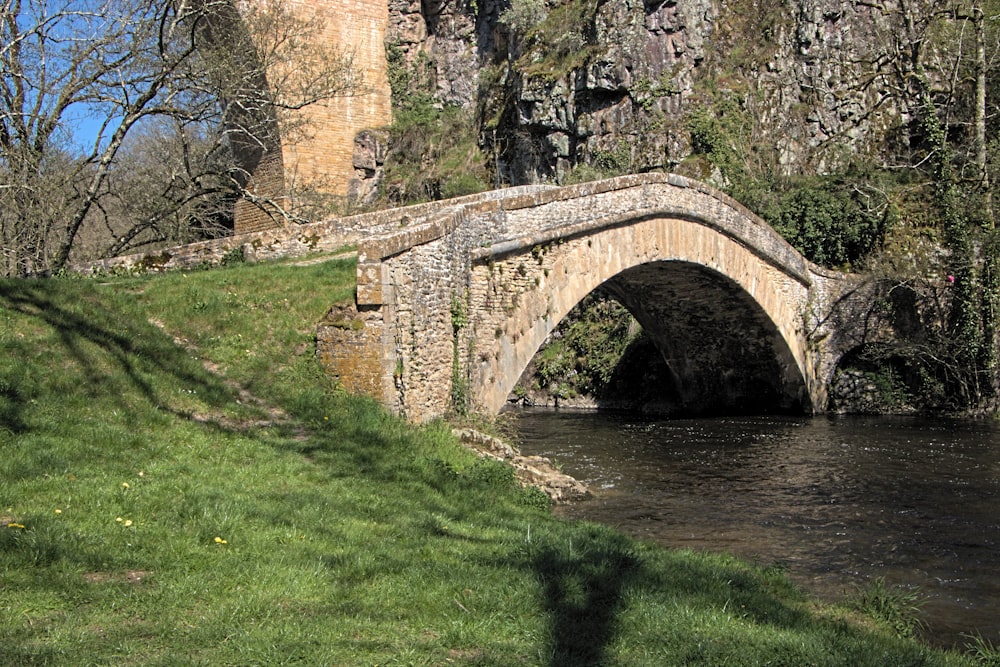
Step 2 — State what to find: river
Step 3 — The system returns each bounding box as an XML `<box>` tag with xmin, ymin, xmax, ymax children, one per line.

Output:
<box><xmin>510</xmin><ymin>409</ymin><xmax>1000</xmax><ymax>649</ymax></box>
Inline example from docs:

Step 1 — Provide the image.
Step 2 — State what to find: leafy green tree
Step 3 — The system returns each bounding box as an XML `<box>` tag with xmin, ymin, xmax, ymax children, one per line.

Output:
<box><xmin>769</xmin><ymin>180</ymin><xmax>892</xmax><ymax>269</ymax></box>
<box><xmin>856</xmin><ymin>0</ymin><xmax>1000</xmax><ymax>406</ymax></box>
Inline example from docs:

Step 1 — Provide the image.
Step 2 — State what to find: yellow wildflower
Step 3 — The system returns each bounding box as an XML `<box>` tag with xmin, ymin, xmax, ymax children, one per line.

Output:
<box><xmin>214</xmin><ymin>536</ymin><xmax>228</xmax><ymax>545</ymax></box>
<box><xmin>54</xmin><ymin>508</ymin><xmax>62</xmax><ymax>514</ymax></box>
<box><xmin>7</xmin><ymin>522</ymin><xmax>25</xmax><ymax>529</ymax></box>
<box><xmin>123</xmin><ymin>519</ymin><xmax>133</xmax><ymax>527</ymax></box>
<box><xmin>121</xmin><ymin>482</ymin><xmax>130</xmax><ymax>489</ymax></box>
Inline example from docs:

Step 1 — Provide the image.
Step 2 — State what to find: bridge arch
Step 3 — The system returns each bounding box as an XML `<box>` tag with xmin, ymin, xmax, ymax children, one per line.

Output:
<box><xmin>466</xmin><ymin>214</ymin><xmax>814</xmax><ymax>416</ymax></box>
<box><xmin>319</xmin><ymin>174</ymin><xmax>860</xmax><ymax>422</ymax></box>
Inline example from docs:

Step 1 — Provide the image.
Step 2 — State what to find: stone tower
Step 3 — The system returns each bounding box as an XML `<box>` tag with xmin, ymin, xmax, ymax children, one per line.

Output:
<box><xmin>233</xmin><ymin>0</ymin><xmax>392</xmax><ymax>233</ymax></box>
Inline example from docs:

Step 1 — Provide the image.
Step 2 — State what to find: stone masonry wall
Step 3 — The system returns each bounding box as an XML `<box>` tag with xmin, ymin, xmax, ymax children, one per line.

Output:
<box><xmin>279</xmin><ymin>0</ymin><xmax>392</xmax><ymax>192</ymax></box>
<box><xmin>332</xmin><ymin>173</ymin><xmax>856</xmax><ymax>422</ymax></box>
<box><xmin>72</xmin><ymin>187</ymin><xmax>542</xmax><ymax>275</ymax></box>
<box><xmin>86</xmin><ymin>171</ymin><xmax>869</xmax><ymax>422</ymax></box>
<box><xmin>467</xmin><ymin>217</ymin><xmax>814</xmax><ymax>415</ymax></box>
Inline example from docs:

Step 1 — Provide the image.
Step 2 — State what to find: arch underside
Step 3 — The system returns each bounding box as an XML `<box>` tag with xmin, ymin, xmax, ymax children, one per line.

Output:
<box><xmin>601</xmin><ymin>262</ymin><xmax>810</xmax><ymax>415</ymax></box>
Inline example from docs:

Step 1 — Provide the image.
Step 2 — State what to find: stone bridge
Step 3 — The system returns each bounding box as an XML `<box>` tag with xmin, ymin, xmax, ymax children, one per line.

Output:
<box><xmin>318</xmin><ymin>174</ymin><xmax>874</xmax><ymax>422</ymax></box>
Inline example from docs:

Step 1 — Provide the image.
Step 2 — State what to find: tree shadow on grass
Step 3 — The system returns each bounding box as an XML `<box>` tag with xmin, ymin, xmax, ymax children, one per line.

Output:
<box><xmin>0</xmin><ymin>277</ymin><xmax>413</xmax><ymax>485</ymax></box>
<box><xmin>526</xmin><ymin>526</ymin><xmax>641</xmax><ymax>666</ymax></box>
<box><xmin>517</xmin><ymin>518</ymin><xmax>959</xmax><ymax>667</ymax></box>
<box><xmin>0</xmin><ymin>279</ymin><xmax>247</xmax><ymax>433</ymax></box>
<box><xmin>516</xmin><ymin>521</ymin><xmax>861</xmax><ymax>666</ymax></box>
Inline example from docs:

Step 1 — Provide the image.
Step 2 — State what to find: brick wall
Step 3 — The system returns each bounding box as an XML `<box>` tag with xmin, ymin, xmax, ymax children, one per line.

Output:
<box><xmin>234</xmin><ymin>152</ymin><xmax>287</xmax><ymax>233</ymax></box>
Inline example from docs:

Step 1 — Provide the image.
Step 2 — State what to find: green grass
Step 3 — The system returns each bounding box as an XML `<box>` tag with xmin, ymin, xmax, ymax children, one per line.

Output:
<box><xmin>849</xmin><ymin>578</ymin><xmax>925</xmax><ymax>640</ymax></box>
<box><xmin>0</xmin><ymin>255</ymin><xmax>981</xmax><ymax>665</ymax></box>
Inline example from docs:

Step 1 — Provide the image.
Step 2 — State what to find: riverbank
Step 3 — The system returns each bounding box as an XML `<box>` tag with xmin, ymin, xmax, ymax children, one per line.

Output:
<box><xmin>0</xmin><ymin>257</ymin><xmax>988</xmax><ymax>665</ymax></box>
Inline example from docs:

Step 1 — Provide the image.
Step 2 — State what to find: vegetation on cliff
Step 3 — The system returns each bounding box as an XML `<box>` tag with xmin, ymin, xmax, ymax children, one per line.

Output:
<box><xmin>375</xmin><ymin>0</ymin><xmax>1000</xmax><ymax>414</ymax></box>
<box><xmin>510</xmin><ymin>291</ymin><xmax>676</xmax><ymax>410</ymax></box>
<box><xmin>375</xmin><ymin>44</ymin><xmax>493</xmax><ymax>205</ymax></box>
<box><xmin>1</xmin><ymin>258</ymin><xmax>991</xmax><ymax>665</ymax></box>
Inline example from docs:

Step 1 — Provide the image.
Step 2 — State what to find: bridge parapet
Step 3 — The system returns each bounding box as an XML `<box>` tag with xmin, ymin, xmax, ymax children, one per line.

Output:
<box><xmin>353</xmin><ymin>174</ymin><xmax>814</xmax><ymax>302</ymax></box>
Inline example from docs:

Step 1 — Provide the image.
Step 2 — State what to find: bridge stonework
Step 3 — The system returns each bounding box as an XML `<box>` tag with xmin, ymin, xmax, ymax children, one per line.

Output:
<box><xmin>317</xmin><ymin>174</ymin><xmax>866</xmax><ymax>422</ymax></box>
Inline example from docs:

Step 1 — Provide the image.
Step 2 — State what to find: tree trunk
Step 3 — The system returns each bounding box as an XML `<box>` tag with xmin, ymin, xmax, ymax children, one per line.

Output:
<box><xmin>974</xmin><ymin>3</ymin><xmax>991</xmax><ymax>213</ymax></box>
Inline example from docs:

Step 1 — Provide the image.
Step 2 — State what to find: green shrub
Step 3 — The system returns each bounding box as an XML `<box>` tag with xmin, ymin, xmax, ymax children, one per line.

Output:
<box><xmin>385</xmin><ymin>42</ymin><xmax>436</xmax><ymax>126</ymax></box>
<box><xmin>685</xmin><ymin>95</ymin><xmax>893</xmax><ymax>268</ymax></box>
<box><xmin>499</xmin><ymin>0</ymin><xmax>547</xmax><ymax>39</ymax></box>
<box><xmin>768</xmin><ymin>180</ymin><xmax>891</xmax><ymax>268</ymax></box>
<box><xmin>380</xmin><ymin>66</ymin><xmax>491</xmax><ymax>206</ymax></box>
<box><xmin>507</xmin><ymin>0</ymin><xmax>601</xmax><ymax>79</ymax></box>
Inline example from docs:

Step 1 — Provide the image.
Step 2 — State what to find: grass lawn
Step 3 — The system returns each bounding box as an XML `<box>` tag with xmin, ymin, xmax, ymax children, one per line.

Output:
<box><xmin>0</xmin><ymin>255</ymin><xmax>989</xmax><ymax>665</ymax></box>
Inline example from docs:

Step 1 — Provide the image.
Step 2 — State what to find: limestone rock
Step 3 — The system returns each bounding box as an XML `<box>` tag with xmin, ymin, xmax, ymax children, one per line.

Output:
<box><xmin>387</xmin><ymin>0</ymin><xmax>481</xmax><ymax>108</ymax></box>
<box><xmin>453</xmin><ymin>428</ymin><xmax>590</xmax><ymax>502</ymax></box>
<box><xmin>349</xmin><ymin>129</ymin><xmax>389</xmax><ymax>204</ymax></box>
<box><xmin>380</xmin><ymin>0</ymin><xmax>911</xmax><ymax>187</ymax></box>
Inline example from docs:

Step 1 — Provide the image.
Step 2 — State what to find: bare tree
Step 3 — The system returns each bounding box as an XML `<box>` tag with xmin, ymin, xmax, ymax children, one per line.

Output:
<box><xmin>1</xmin><ymin>0</ymin><xmax>356</xmax><ymax>277</ymax></box>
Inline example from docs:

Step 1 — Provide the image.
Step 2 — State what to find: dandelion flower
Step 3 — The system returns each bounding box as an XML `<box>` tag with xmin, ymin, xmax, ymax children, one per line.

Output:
<box><xmin>7</xmin><ymin>522</ymin><xmax>25</xmax><ymax>529</ymax></box>
<box><xmin>123</xmin><ymin>519</ymin><xmax>133</xmax><ymax>527</ymax></box>
<box><xmin>115</xmin><ymin>516</ymin><xmax>124</xmax><ymax>523</ymax></box>
<box><xmin>121</xmin><ymin>482</ymin><xmax>130</xmax><ymax>489</ymax></box>
<box><xmin>54</xmin><ymin>508</ymin><xmax>62</xmax><ymax>514</ymax></box>
<box><xmin>214</xmin><ymin>536</ymin><xmax>228</xmax><ymax>545</ymax></box>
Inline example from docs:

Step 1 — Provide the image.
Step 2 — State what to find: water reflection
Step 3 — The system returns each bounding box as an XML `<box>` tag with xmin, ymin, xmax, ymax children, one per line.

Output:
<box><xmin>510</xmin><ymin>409</ymin><xmax>1000</xmax><ymax>648</ymax></box>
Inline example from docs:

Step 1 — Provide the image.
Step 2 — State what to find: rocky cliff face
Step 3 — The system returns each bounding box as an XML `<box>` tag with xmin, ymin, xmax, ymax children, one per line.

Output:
<box><xmin>381</xmin><ymin>0</ymin><xmax>903</xmax><ymax>185</ymax></box>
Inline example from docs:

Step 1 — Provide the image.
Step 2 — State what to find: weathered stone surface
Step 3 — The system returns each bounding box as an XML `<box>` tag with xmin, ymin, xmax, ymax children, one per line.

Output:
<box><xmin>72</xmin><ymin>193</ymin><xmax>512</xmax><ymax>275</ymax></box>
<box><xmin>232</xmin><ymin>0</ymin><xmax>393</xmax><ymax>232</ymax></box>
<box><xmin>453</xmin><ymin>429</ymin><xmax>590</xmax><ymax>502</ymax></box>
<box><xmin>317</xmin><ymin>303</ymin><xmax>388</xmax><ymax>399</ymax></box>
<box><xmin>372</xmin><ymin>0</ymin><xmax>902</xmax><ymax>185</ymax></box>
<box><xmin>349</xmin><ymin>129</ymin><xmax>390</xmax><ymax>204</ymax></box>
<box><xmin>230</xmin><ymin>0</ymin><xmax>916</xmax><ymax>234</ymax></box>
<box><xmin>386</xmin><ymin>0</ymin><xmax>480</xmax><ymax>106</ymax></box>
<box><xmin>75</xmin><ymin>173</ymin><xmax>883</xmax><ymax>426</ymax></box>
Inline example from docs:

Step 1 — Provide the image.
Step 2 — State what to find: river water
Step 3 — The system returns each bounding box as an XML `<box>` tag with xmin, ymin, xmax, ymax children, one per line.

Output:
<box><xmin>510</xmin><ymin>409</ymin><xmax>1000</xmax><ymax>648</ymax></box>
